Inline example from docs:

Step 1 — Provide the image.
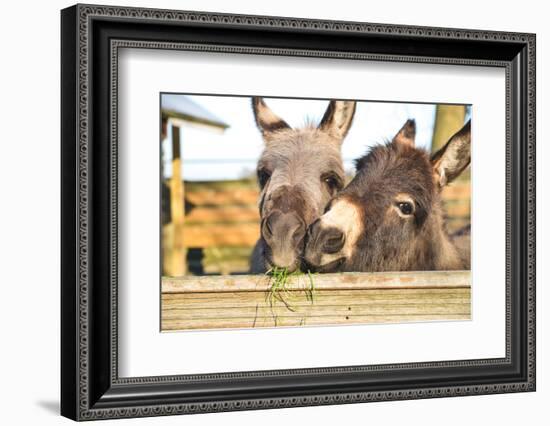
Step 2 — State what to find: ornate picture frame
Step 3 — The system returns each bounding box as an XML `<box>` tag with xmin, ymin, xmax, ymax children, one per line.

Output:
<box><xmin>61</xmin><ymin>4</ymin><xmax>535</xmax><ymax>420</ymax></box>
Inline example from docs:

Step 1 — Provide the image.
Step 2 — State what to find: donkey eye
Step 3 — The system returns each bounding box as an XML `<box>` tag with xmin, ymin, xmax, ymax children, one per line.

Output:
<box><xmin>322</xmin><ymin>174</ymin><xmax>342</xmax><ymax>195</ymax></box>
<box><xmin>257</xmin><ymin>169</ymin><xmax>271</xmax><ymax>188</ymax></box>
<box><xmin>397</xmin><ymin>202</ymin><xmax>414</xmax><ymax>215</ymax></box>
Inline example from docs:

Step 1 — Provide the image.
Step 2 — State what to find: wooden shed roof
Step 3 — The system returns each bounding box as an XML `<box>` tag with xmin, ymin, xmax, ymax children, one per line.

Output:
<box><xmin>161</xmin><ymin>94</ymin><xmax>229</xmax><ymax>130</ymax></box>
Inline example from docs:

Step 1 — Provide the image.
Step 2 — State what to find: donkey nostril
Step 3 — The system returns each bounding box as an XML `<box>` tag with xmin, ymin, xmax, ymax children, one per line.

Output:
<box><xmin>263</xmin><ymin>214</ymin><xmax>276</xmax><ymax>237</ymax></box>
<box><xmin>323</xmin><ymin>229</ymin><xmax>345</xmax><ymax>254</ymax></box>
<box><xmin>292</xmin><ymin>224</ymin><xmax>306</xmax><ymax>245</ymax></box>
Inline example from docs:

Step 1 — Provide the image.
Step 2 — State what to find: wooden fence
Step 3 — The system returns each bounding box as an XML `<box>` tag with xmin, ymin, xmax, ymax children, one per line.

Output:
<box><xmin>441</xmin><ymin>180</ymin><xmax>471</xmax><ymax>233</ymax></box>
<box><xmin>182</xmin><ymin>181</ymin><xmax>259</xmax><ymax>248</ymax></box>
<box><xmin>162</xmin><ymin>180</ymin><xmax>260</xmax><ymax>276</ymax></box>
<box><xmin>161</xmin><ymin>270</ymin><xmax>471</xmax><ymax>331</ymax></box>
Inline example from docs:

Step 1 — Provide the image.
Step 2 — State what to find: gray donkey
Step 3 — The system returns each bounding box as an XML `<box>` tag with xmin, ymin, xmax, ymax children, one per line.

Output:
<box><xmin>249</xmin><ymin>97</ymin><xmax>356</xmax><ymax>273</ymax></box>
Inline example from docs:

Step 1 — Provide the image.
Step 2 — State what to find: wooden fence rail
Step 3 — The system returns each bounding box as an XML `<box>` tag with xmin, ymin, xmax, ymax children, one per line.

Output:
<box><xmin>161</xmin><ymin>270</ymin><xmax>471</xmax><ymax>331</ymax></box>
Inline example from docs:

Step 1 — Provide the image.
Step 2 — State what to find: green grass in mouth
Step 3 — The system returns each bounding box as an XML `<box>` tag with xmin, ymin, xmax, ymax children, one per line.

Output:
<box><xmin>264</xmin><ymin>267</ymin><xmax>317</xmax><ymax>325</ymax></box>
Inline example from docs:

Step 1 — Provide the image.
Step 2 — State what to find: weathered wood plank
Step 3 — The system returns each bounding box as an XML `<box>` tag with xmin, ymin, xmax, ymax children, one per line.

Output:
<box><xmin>185</xmin><ymin>189</ymin><xmax>258</xmax><ymax>206</ymax></box>
<box><xmin>162</xmin><ymin>289</ymin><xmax>470</xmax><ymax>309</ymax></box>
<box><xmin>162</xmin><ymin>270</ymin><xmax>471</xmax><ymax>293</ymax></box>
<box><xmin>441</xmin><ymin>182</ymin><xmax>471</xmax><ymax>199</ymax></box>
<box><xmin>161</xmin><ymin>271</ymin><xmax>471</xmax><ymax>331</ymax></box>
<box><xmin>162</xmin><ymin>313</ymin><xmax>471</xmax><ymax>331</ymax></box>
<box><xmin>163</xmin><ymin>303</ymin><xmax>470</xmax><ymax>319</ymax></box>
<box><xmin>185</xmin><ymin>206</ymin><xmax>260</xmax><ymax>224</ymax></box>
<box><xmin>443</xmin><ymin>202</ymin><xmax>471</xmax><ymax>218</ymax></box>
<box><xmin>165</xmin><ymin>222</ymin><xmax>259</xmax><ymax>248</ymax></box>
<box><xmin>163</xmin><ymin>287</ymin><xmax>469</xmax><ymax>299</ymax></box>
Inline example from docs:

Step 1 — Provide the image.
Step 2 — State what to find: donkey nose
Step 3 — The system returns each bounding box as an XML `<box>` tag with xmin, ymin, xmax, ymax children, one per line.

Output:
<box><xmin>262</xmin><ymin>211</ymin><xmax>306</xmax><ymax>247</ymax></box>
<box><xmin>307</xmin><ymin>220</ymin><xmax>345</xmax><ymax>255</ymax></box>
<box><xmin>320</xmin><ymin>227</ymin><xmax>346</xmax><ymax>254</ymax></box>
<box><xmin>262</xmin><ymin>211</ymin><xmax>306</xmax><ymax>270</ymax></box>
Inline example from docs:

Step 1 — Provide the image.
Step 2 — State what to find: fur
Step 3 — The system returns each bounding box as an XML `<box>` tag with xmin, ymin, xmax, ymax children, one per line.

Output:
<box><xmin>304</xmin><ymin>119</ymin><xmax>472</xmax><ymax>273</ymax></box>
<box><xmin>250</xmin><ymin>98</ymin><xmax>356</xmax><ymax>272</ymax></box>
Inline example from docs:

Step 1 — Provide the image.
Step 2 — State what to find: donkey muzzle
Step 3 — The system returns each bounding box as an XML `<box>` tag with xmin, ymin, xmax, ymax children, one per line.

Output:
<box><xmin>261</xmin><ymin>210</ymin><xmax>306</xmax><ymax>271</ymax></box>
<box><xmin>303</xmin><ymin>219</ymin><xmax>346</xmax><ymax>272</ymax></box>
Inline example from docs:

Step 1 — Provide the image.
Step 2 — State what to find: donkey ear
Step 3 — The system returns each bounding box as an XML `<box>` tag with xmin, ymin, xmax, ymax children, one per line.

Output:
<box><xmin>251</xmin><ymin>97</ymin><xmax>290</xmax><ymax>136</ymax></box>
<box><xmin>392</xmin><ymin>119</ymin><xmax>416</xmax><ymax>147</ymax></box>
<box><xmin>318</xmin><ymin>100</ymin><xmax>356</xmax><ymax>141</ymax></box>
<box><xmin>431</xmin><ymin>120</ymin><xmax>471</xmax><ymax>187</ymax></box>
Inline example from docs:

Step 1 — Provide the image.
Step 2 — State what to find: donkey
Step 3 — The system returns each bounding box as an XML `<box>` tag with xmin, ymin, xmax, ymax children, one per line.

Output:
<box><xmin>249</xmin><ymin>97</ymin><xmax>356</xmax><ymax>273</ymax></box>
<box><xmin>303</xmin><ymin>118</ymin><xmax>471</xmax><ymax>273</ymax></box>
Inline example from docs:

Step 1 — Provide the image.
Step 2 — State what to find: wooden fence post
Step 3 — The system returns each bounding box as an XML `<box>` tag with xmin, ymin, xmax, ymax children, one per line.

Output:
<box><xmin>432</xmin><ymin>105</ymin><xmax>470</xmax><ymax>232</ymax></box>
<box><xmin>431</xmin><ymin>104</ymin><xmax>466</xmax><ymax>151</ymax></box>
<box><xmin>164</xmin><ymin>124</ymin><xmax>187</xmax><ymax>276</ymax></box>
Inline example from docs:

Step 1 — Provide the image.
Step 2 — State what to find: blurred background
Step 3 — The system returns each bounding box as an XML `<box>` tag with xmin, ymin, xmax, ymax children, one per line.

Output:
<box><xmin>161</xmin><ymin>94</ymin><xmax>471</xmax><ymax>277</ymax></box>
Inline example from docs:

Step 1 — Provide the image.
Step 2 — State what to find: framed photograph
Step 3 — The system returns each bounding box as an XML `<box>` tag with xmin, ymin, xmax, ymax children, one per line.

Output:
<box><xmin>61</xmin><ymin>4</ymin><xmax>536</xmax><ymax>421</ymax></box>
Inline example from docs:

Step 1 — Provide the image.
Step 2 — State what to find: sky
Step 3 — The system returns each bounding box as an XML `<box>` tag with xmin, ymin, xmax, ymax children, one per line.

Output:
<box><xmin>162</xmin><ymin>95</ymin><xmax>438</xmax><ymax>181</ymax></box>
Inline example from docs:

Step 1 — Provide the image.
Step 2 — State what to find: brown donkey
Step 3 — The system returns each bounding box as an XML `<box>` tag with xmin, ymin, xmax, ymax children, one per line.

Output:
<box><xmin>303</xmin><ymin>119</ymin><xmax>471</xmax><ymax>273</ymax></box>
<box><xmin>249</xmin><ymin>97</ymin><xmax>356</xmax><ymax>273</ymax></box>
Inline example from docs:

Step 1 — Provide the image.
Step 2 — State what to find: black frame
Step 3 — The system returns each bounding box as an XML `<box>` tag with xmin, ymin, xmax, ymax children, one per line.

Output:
<box><xmin>61</xmin><ymin>4</ymin><xmax>536</xmax><ymax>421</ymax></box>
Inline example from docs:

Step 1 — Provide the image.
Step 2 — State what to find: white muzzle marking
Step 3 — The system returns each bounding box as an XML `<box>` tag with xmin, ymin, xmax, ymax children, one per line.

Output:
<box><xmin>317</xmin><ymin>198</ymin><xmax>363</xmax><ymax>265</ymax></box>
